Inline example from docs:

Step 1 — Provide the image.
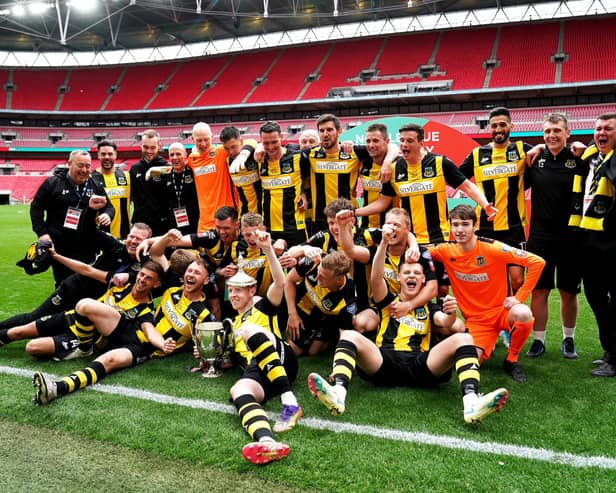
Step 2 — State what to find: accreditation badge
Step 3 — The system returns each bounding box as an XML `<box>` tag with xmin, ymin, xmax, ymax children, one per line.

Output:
<box><xmin>174</xmin><ymin>207</ymin><xmax>190</xmax><ymax>228</ymax></box>
<box><xmin>63</xmin><ymin>207</ymin><xmax>82</xmax><ymax>230</ymax></box>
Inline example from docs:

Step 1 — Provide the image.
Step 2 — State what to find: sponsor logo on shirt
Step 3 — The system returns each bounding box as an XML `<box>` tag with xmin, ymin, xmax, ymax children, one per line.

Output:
<box><xmin>398</xmin><ymin>181</ymin><xmax>435</xmax><ymax>194</ymax></box>
<box><xmin>361</xmin><ymin>177</ymin><xmax>382</xmax><ymax>192</ymax></box>
<box><xmin>398</xmin><ymin>315</ymin><xmax>426</xmax><ymax>331</ymax></box>
<box><xmin>315</xmin><ymin>161</ymin><xmax>348</xmax><ymax>172</ymax></box>
<box><xmin>454</xmin><ymin>271</ymin><xmax>489</xmax><ymax>282</ymax></box>
<box><xmin>163</xmin><ymin>299</ymin><xmax>187</xmax><ymax>330</ymax></box>
<box><xmin>481</xmin><ymin>164</ymin><xmax>517</xmax><ymax>178</ymax></box>
<box><xmin>231</xmin><ymin>172</ymin><xmax>259</xmax><ymax>185</ymax></box>
<box><xmin>194</xmin><ymin>164</ymin><xmax>216</xmax><ymax>176</ymax></box>
<box><xmin>261</xmin><ymin>176</ymin><xmax>293</xmax><ymax>189</ymax></box>
<box><xmin>106</xmin><ymin>187</ymin><xmax>127</xmax><ymax>198</ymax></box>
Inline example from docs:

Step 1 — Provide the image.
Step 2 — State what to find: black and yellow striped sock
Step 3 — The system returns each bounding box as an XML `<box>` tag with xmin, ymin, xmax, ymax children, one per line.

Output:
<box><xmin>56</xmin><ymin>361</ymin><xmax>106</xmax><ymax>397</ymax></box>
<box><xmin>233</xmin><ymin>393</ymin><xmax>273</xmax><ymax>442</ymax></box>
<box><xmin>454</xmin><ymin>345</ymin><xmax>480</xmax><ymax>396</ymax></box>
<box><xmin>73</xmin><ymin>312</ymin><xmax>96</xmax><ymax>351</ymax></box>
<box><xmin>331</xmin><ymin>339</ymin><xmax>357</xmax><ymax>389</ymax></box>
<box><xmin>246</xmin><ymin>332</ymin><xmax>291</xmax><ymax>394</ymax></box>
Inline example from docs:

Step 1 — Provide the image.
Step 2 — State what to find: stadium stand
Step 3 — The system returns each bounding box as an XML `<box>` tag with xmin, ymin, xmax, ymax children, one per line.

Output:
<box><xmin>366</xmin><ymin>32</ymin><xmax>439</xmax><ymax>85</ymax></box>
<box><xmin>431</xmin><ymin>27</ymin><xmax>496</xmax><ymax>90</ymax></box>
<box><xmin>489</xmin><ymin>23</ymin><xmax>560</xmax><ymax>87</ymax></box>
<box><xmin>105</xmin><ymin>63</ymin><xmax>177</xmax><ymax>111</ymax></box>
<box><xmin>149</xmin><ymin>57</ymin><xmax>228</xmax><ymax>109</ymax></box>
<box><xmin>59</xmin><ymin>67</ymin><xmax>124</xmax><ymax>111</ymax></box>
<box><xmin>301</xmin><ymin>38</ymin><xmax>383</xmax><ymax>99</ymax></box>
<box><xmin>193</xmin><ymin>49</ymin><xmax>280</xmax><ymax>106</ymax></box>
<box><xmin>10</xmin><ymin>69</ymin><xmax>66</xmax><ymax>110</ymax></box>
<box><xmin>561</xmin><ymin>17</ymin><xmax>616</xmax><ymax>83</ymax></box>
<box><xmin>0</xmin><ymin>175</ymin><xmax>46</xmax><ymax>203</ymax></box>
<box><xmin>248</xmin><ymin>44</ymin><xmax>330</xmax><ymax>103</ymax></box>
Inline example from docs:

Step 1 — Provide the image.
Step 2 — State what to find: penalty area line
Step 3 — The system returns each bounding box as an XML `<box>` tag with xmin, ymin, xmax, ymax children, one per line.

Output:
<box><xmin>3</xmin><ymin>364</ymin><xmax>616</xmax><ymax>470</ymax></box>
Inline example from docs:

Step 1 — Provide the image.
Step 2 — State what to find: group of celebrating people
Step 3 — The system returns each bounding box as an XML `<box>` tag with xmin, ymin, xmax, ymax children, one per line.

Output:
<box><xmin>2</xmin><ymin>108</ymin><xmax>615</xmax><ymax>465</ymax></box>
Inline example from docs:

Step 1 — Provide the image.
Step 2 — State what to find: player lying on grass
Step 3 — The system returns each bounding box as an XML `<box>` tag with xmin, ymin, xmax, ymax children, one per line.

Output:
<box><xmin>308</xmin><ymin>223</ymin><xmax>509</xmax><ymax>425</ymax></box>
<box><xmin>32</xmin><ymin>257</ymin><xmax>214</xmax><ymax>404</ymax></box>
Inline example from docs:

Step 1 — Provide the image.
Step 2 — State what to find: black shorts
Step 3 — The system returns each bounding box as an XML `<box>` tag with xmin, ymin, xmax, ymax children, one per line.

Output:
<box><xmin>241</xmin><ymin>338</ymin><xmax>298</xmax><ymax>402</ymax></box>
<box><xmin>36</xmin><ymin>312</ymin><xmax>72</xmax><ymax>337</ymax></box>
<box><xmin>52</xmin><ymin>333</ymin><xmax>80</xmax><ymax>360</ymax></box>
<box><xmin>292</xmin><ymin>310</ymin><xmax>342</xmax><ymax>353</ymax></box>
<box><xmin>358</xmin><ymin>348</ymin><xmax>451</xmax><ymax>388</ymax></box>
<box><xmin>526</xmin><ymin>233</ymin><xmax>582</xmax><ymax>293</ymax></box>
<box><xmin>105</xmin><ymin>317</ymin><xmax>151</xmax><ymax>366</ymax></box>
<box><xmin>478</xmin><ymin>226</ymin><xmax>526</xmax><ymax>249</ymax></box>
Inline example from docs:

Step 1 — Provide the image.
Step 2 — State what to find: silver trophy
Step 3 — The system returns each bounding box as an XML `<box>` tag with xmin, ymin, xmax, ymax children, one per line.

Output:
<box><xmin>193</xmin><ymin>321</ymin><xmax>225</xmax><ymax>378</ymax></box>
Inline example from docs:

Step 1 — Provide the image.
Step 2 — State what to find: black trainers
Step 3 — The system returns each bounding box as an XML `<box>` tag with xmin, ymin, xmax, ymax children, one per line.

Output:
<box><xmin>525</xmin><ymin>340</ymin><xmax>545</xmax><ymax>358</ymax></box>
<box><xmin>503</xmin><ymin>360</ymin><xmax>528</xmax><ymax>383</ymax></box>
<box><xmin>561</xmin><ymin>337</ymin><xmax>578</xmax><ymax>359</ymax></box>
<box><xmin>592</xmin><ymin>351</ymin><xmax>608</xmax><ymax>366</ymax></box>
<box><xmin>590</xmin><ymin>361</ymin><xmax>616</xmax><ymax>377</ymax></box>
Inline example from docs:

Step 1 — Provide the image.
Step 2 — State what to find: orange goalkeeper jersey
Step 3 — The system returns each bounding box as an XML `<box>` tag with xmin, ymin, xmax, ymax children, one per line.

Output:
<box><xmin>188</xmin><ymin>146</ymin><xmax>238</xmax><ymax>231</ymax></box>
<box><xmin>428</xmin><ymin>237</ymin><xmax>545</xmax><ymax>322</ymax></box>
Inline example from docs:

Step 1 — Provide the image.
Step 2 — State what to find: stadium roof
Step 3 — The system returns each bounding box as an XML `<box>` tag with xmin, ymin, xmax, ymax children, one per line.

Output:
<box><xmin>0</xmin><ymin>0</ymin><xmax>613</xmax><ymax>66</ymax></box>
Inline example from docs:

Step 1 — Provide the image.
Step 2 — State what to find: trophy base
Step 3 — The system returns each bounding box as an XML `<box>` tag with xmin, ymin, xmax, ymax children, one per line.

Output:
<box><xmin>202</xmin><ymin>368</ymin><xmax>223</xmax><ymax>378</ymax></box>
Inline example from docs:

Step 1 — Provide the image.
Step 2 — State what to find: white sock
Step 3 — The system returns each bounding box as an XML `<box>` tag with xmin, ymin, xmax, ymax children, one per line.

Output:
<box><xmin>562</xmin><ymin>326</ymin><xmax>576</xmax><ymax>339</ymax></box>
<box><xmin>334</xmin><ymin>384</ymin><xmax>347</xmax><ymax>401</ymax></box>
<box><xmin>280</xmin><ymin>391</ymin><xmax>298</xmax><ymax>407</ymax></box>
<box><xmin>463</xmin><ymin>392</ymin><xmax>478</xmax><ymax>409</ymax></box>
<box><xmin>533</xmin><ymin>331</ymin><xmax>546</xmax><ymax>344</ymax></box>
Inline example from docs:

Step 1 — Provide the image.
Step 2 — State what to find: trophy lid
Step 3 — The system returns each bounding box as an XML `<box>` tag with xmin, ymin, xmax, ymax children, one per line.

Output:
<box><xmin>226</xmin><ymin>269</ymin><xmax>257</xmax><ymax>287</ymax></box>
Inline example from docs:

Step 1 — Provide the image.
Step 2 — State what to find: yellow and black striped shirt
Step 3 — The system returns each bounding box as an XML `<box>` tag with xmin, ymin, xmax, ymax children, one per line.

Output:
<box><xmin>260</xmin><ymin>148</ymin><xmax>307</xmax><ymax>233</ymax></box>
<box><xmin>381</xmin><ymin>153</ymin><xmax>466</xmax><ymax>244</ymax></box>
<box><xmin>375</xmin><ymin>291</ymin><xmax>436</xmax><ymax>352</ymax></box>
<box><xmin>92</xmin><ymin>168</ymin><xmax>131</xmax><ymax>239</ymax></box>
<box><xmin>150</xmin><ymin>286</ymin><xmax>213</xmax><ymax>357</ymax></box>
<box><xmin>460</xmin><ymin>141</ymin><xmax>531</xmax><ymax>233</ymax></box>
<box><xmin>232</xmin><ymin>296</ymin><xmax>282</xmax><ymax>362</ymax></box>
<box><xmin>301</xmin><ymin>146</ymin><xmax>361</xmax><ymax>223</ymax></box>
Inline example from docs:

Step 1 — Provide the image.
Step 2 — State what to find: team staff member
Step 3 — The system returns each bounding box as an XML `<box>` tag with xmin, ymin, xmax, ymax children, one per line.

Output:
<box><xmin>258</xmin><ymin>121</ymin><xmax>309</xmax><ymax>248</ymax></box>
<box><xmin>308</xmin><ymin>226</ymin><xmax>508</xmax><ymax>425</ymax></box>
<box><xmin>428</xmin><ymin>205</ymin><xmax>545</xmax><ymax>383</ymax></box>
<box><xmin>91</xmin><ymin>140</ymin><xmax>131</xmax><ymax>239</ymax></box>
<box><xmin>189</xmin><ymin>122</ymin><xmax>238</xmax><ymax>232</ymax></box>
<box><xmin>355</xmin><ymin>123</ymin><xmax>496</xmax><ymax>244</ymax></box>
<box><xmin>299</xmin><ymin>129</ymin><xmax>319</xmax><ymax>149</ymax></box>
<box><xmin>0</xmin><ymin>223</ymin><xmax>151</xmax><ymax>342</ymax></box>
<box><xmin>161</xmin><ymin>142</ymin><xmax>199</xmax><ymax>235</ymax></box>
<box><xmin>130</xmin><ymin>129</ymin><xmax>169</xmax><ymax>236</ymax></box>
<box><xmin>30</xmin><ymin>149</ymin><xmax>114</xmax><ymax>286</ymax></box>
<box><xmin>569</xmin><ymin>113</ymin><xmax>616</xmax><ymax>377</ymax></box>
<box><xmin>222</xmin><ymin>126</ymin><xmax>262</xmax><ymax>217</ymax></box>
<box><xmin>525</xmin><ymin>113</ymin><xmax>583</xmax><ymax>359</ymax></box>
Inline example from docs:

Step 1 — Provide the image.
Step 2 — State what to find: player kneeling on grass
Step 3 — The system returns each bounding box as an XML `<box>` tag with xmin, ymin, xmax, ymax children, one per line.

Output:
<box><xmin>226</xmin><ymin>230</ymin><xmax>302</xmax><ymax>465</ymax></box>
<box><xmin>32</xmin><ymin>259</ymin><xmax>214</xmax><ymax>404</ymax></box>
<box><xmin>308</xmin><ymin>224</ymin><xmax>509</xmax><ymax>425</ymax></box>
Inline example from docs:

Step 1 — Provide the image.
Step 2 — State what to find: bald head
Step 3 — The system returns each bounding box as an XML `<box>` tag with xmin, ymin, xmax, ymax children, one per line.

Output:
<box><xmin>192</xmin><ymin>122</ymin><xmax>213</xmax><ymax>153</ymax></box>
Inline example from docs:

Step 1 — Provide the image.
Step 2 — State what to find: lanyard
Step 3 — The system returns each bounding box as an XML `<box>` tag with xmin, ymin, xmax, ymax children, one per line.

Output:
<box><xmin>172</xmin><ymin>170</ymin><xmax>186</xmax><ymax>207</ymax></box>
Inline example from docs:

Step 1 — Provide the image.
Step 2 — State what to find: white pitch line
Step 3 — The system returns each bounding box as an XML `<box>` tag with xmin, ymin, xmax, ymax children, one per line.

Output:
<box><xmin>3</xmin><ymin>364</ymin><xmax>616</xmax><ymax>470</ymax></box>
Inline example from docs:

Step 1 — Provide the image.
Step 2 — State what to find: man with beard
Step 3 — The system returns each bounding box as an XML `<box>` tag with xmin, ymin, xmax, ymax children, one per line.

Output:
<box><xmin>91</xmin><ymin>140</ymin><xmax>131</xmax><ymax>239</ymax></box>
<box><xmin>130</xmin><ymin>129</ymin><xmax>169</xmax><ymax>236</ymax></box>
<box><xmin>459</xmin><ymin>107</ymin><xmax>532</xmax><ymax>293</ymax></box>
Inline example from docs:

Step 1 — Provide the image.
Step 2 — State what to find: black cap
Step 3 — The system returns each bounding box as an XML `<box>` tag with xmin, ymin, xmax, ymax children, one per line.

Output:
<box><xmin>16</xmin><ymin>239</ymin><xmax>53</xmax><ymax>275</ymax></box>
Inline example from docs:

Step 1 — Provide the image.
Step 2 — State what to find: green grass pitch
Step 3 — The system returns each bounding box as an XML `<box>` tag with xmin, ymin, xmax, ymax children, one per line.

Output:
<box><xmin>1</xmin><ymin>204</ymin><xmax>615</xmax><ymax>492</ymax></box>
